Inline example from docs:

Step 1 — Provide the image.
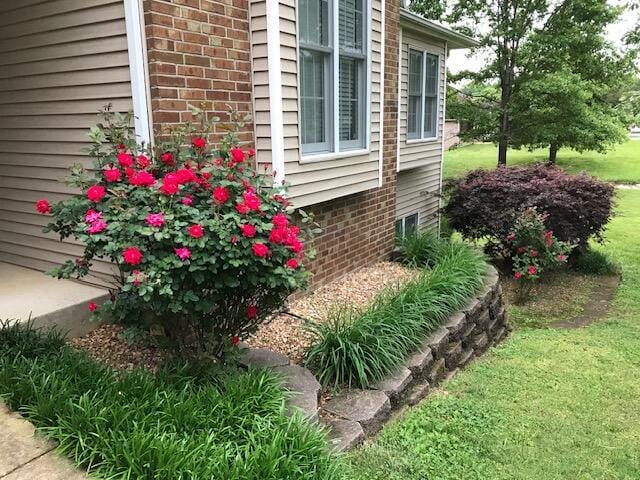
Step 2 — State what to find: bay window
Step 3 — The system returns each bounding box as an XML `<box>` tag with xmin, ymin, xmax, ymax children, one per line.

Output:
<box><xmin>407</xmin><ymin>48</ymin><xmax>440</xmax><ymax>141</ymax></box>
<box><xmin>299</xmin><ymin>0</ymin><xmax>368</xmax><ymax>156</ymax></box>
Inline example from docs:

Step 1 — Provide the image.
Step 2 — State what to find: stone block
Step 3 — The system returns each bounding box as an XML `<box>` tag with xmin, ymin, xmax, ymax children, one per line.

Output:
<box><xmin>494</xmin><ymin>326</ymin><xmax>507</xmax><ymax>344</ymax></box>
<box><xmin>324</xmin><ymin>418</ymin><xmax>365</xmax><ymax>453</ymax></box>
<box><xmin>444</xmin><ymin>311</ymin><xmax>466</xmax><ymax>340</ymax></box>
<box><xmin>473</xmin><ymin>332</ymin><xmax>489</xmax><ymax>352</ymax></box>
<box><xmin>405</xmin><ymin>382</ymin><xmax>430</xmax><ymax>406</ymax></box>
<box><xmin>427</xmin><ymin>357</ymin><xmax>446</xmax><ymax>385</ymax></box>
<box><xmin>485</xmin><ymin>315</ymin><xmax>498</xmax><ymax>333</ymax></box>
<box><xmin>373</xmin><ymin>367</ymin><xmax>413</xmax><ymax>405</ymax></box>
<box><xmin>489</xmin><ymin>296</ymin><xmax>503</xmax><ymax>318</ymax></box>
<box><xmin>238</xmin><ymin>347</ymin><xmax>290</xmax><ymax>369</ymax></box>
<box><xmin>462</xmin><ymin>297</ymin><xmax>482</xmax><ymax>319</ymax></box>
<box><xmin>323</xmin><ymin>390</ymin><xmax>391</xmax><ymax>437</ymax></box>
<box><xmin>272</xmin><ymin>364</ymin><xmax>321</xmax><ymax>421</ymax></box>
<box><xmin>476</xmin><ymin>310</ymin><xmax>491</xmax><ymax>328</ymax></box>
<box><xmin>445</xmin><ymin>341</ymin><xmax>463</xmax><ymax>369</ymax></box>
<box><xmin>458</xmin><ymin>348</ymin><xmax>474</xmax><ymax>367</ymax></box>
<box><xmin>426</xmin><ymin>327</ymin><xmax>450</xmax><ymax>358</ymax></box>
<box><xmin>406</xmin><ymin>347</ymin><xmax>433</xmax><ymax>376</ymax></box>
<box><xmin>444</xmin><ymin>368</ymin><xmax>460</xmax><ymax>381</ymax></box>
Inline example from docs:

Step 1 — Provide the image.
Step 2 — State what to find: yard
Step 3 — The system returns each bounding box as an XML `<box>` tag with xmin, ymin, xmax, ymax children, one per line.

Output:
<box><xmin>342</xmin><ymin>151</ymin><xmax>640</xmax><ymax>479</ymax></box>
<box><xmin>444</xmin><ymin>140</ymin><xmax>640</xmax><ymax>183</ymax></box>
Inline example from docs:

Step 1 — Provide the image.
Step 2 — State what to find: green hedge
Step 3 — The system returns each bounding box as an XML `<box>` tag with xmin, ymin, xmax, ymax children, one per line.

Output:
<box><xmin>305</xmin><ymin>236</ymin><xmax>486</xmax><ymax>389</ymax></box>
<box><xmin>0</xmin><ymin>322</ymin><xmax>337</xmax><ymax>480</ymax></box>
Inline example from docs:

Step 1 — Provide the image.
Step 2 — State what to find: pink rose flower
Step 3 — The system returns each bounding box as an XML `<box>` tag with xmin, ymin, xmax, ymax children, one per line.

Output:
<box><xmin>146</xmin><ymin>213</ymin><xmax>165</xmax><ymax>228</ymax></box>
<box><xmin>175</xmin><ymin>247</ymin><xmax>191</xmax><ymax>261</ymax></box>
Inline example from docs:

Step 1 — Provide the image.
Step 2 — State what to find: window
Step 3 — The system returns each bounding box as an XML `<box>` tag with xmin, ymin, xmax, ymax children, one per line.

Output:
<box><xmin>299</xmin><ymin>0</ymin><xmax>368</xmax><ymax>156</ymax></box>
<box><xmin>407</xmin><ymin>49</ymin><xmax>440</xmax><ymax>141</ymax></box>
<box><xmin>395</xmin><ymin>212</ymin><xmax>419</xmax><ymax>237</ymax></box>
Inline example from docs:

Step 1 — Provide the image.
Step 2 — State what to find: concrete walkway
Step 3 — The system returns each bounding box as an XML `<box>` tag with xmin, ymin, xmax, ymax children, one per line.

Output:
<box><xmin>0</xmin><ymin>403</ymin><xmax>87</xmax><ymax>479</ymax></box>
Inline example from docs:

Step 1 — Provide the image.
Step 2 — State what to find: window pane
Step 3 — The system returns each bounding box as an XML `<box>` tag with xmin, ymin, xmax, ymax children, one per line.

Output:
<box><xmin>339</xmin><ymin>56</ymin><xmax>362</xmax><ymax>144</ymax></box>
<box><xmin>407</xmin><ymin>49</ymin><xmax>423</xmax><ymax>139</ymax></box>
<box><xmin>405</xmin><ymin>213</ymin><xmax>419</xmax><ymax>233</ymax></box>
<box><xmin>339</xmin><ymin>0</ymin><xmax>364</xmax><ymax>53</ymax></box>
<box><xmin>299</xmin><ymin>0</ymin><xmax>329</xmax><ymax>46</ymax></box>
<box><xmin>300</xmin><ymin>49</ymin><xmax>328</xmax><ymax>148</ymax></box>
<box><xmin>423</xmin><ymin>53</ymin><xmax>439</xmax><ymax>138</ymax></box>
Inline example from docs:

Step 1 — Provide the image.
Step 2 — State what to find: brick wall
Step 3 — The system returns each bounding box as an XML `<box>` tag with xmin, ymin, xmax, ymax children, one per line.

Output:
<box><xmin>306</xmin><ymin>0</ymin><xmax>401</xmax><ymax>288</ymax></box>
<box><xmin>142</xmin><ymin>0</ymin><xmax>254</xmax><ymax>144</ymax></box>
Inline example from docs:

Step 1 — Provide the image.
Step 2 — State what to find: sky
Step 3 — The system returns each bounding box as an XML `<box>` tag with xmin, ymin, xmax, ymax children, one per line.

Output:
<box><xmin>447</xmin><ymin>0</ymin><xmax>640</xmax><ymax>74</ymax></box>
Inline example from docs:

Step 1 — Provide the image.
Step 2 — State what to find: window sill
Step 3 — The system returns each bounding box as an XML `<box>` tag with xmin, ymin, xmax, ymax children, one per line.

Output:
<box><xmin>299</xmin><ymin>148</ymin><xmax>371</xmax><ymax>164</ymax></box>
<box><xmin>406</xmin><ymin>136</ymin><xmax>439</xmax><ymax>145</ymax></box>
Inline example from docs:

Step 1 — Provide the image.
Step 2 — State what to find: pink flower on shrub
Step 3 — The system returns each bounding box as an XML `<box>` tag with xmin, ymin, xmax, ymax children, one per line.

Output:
<box><xmin>213</xmin><ymin>186</ymin><xmax>230</xmax><ymax>204</ymax></box>
<box><xmin>104</xmin><ymin>168</ymin><xmax>121</xmax><ymax>183</ymax></box>
<box><xmin>506</xmin><ymin>232</ymin><xmax>516</xmax><ymax>241</ymax></box>
<box><xmin>161</xmin><ymin>152</ymin><xmax>175</xmax><ymax>166</ymax></box>
<box><xmin>117</xmin><ymin>152</ymin><xmax>134</xmax><ymax>168</ymax></box>
<box><xmin>192</xmin><ymin>137</ymin><xmax>206</xmax><ymax>149</ymax></box>
<box><xmin>130</xmin><ymin>171</ymin><xmax>156</xmax><ymax>187</ymax></box>
<box><xmin>514</xmin><ymin>271</ymin><xmax>522</xmax><ymax>280</ymax></box>
<box><xmin>230</xmin><ymin>147</ymin><xmax>246</xmax><ymax>163</ymax></box>
<box><xmin>87</xmin><ymin>220</ymin><xmax>107</xmax><ymax>234</ymax></box>
<box><xmin>231</xmin><ymin>335</ymin><xmax>241</xmax><ymax>346</ymax></box>
<box><xmin>230</xmin><ymin>235</ymin><xmax>238</xmax><ymax>245</ymax></box>
<box><xmin>235</xmin><ymin>203</ymin><xmax>249</xmax><ymax>214</ymax></box>
<box><xmin>243</xmin><ymin>191</ymin><xmax>261</xmax><ymax>211</ymax></box>
<box><xmin>85</xmin><ymin>210</ymin><xmax>102</xmax><ymax>223</ymax></box>
<box><xmin>136</xmin><ymin>154</ymin><xmax>151</xmax><ymax>169</ymax></box>
<box><xmin>558</xmin><ymin>254</ymin><xmax>567</xmax><ymax>262</ymax></box>
<box><xmin>273</xmin><ymin>194</ymin><xmax>289</xmax><ymax>207</ymax></box>
<box><xmin>175</xmin><ymin>247</ymin><xmax>191</xmax><ymax>261</ymax></box>
<box><xmin>272</xmin><ymin>213</ymin><xmax>288</xmax><ymax>228</ymax></box>
<box><xmin>248</xmin><ymin>148</ymin><xmax>255</xmax><ymax>157</ymax></box>
<box><xmin>241</xmin><ymin>224</ymin><xmax>256</xmax><ymax>238</ymax></box>
<box><xmin>288</xmin><ymin>238</ymin><xmax>303</xmax><ymax>253</ymax></box>
<box><xmin>35</xmin><ymin>199</ymin><xmax>51</xmax><ymax>214</ymax></box>
<box><xmin>87</xmin><ymin>185</ymin><xmax>106</xmax><ymax>202</ymax></box>
<box><xmin>252</xmin><ymin>242</ymin><xmax>269</xmax><ymax>257</ymax></box>
<box><xmin>88</xmin><ymin>302</ymin><xmax>98</xmax><ymax>312</ymax></box>
<box><xmin>285</xmin><ymin>258</ymin><xmax>299</xmax><ymax>269</ymax></box>
<box><xmin>132</xmin><ymin>270</ymin><xmax>145</xmax><ymax>286</ymax></box>
<box><xmin>188</xmin><ymin>224</ymin><xmax>204</xmax><ymax>238</ymax></box>
<box><xmin>247</xmin><ymin>305</ymin><xmax>258</xmax><ymax>319</ymax></box>
<box><xmin>146</xmin><ymin>213</ymin><xmax>165</xmax><ymax>228</ymax></box>
<box><xmin>531</xmin><ymin>250</ymin><xmax>539</xmax><ymax>258</ymax></box>
<box><xmin>160</xmin><ymin>181</ymin><xmax>179</xmax><ymax>195</ymax></box>
<box><xmin>528</xmin><ymin>266</ymin><xmax>537</xmax><ymax>275</ymax></box>
<box><xmin>544</xmin><ymin>230</ymin><xmax>554</xmax><ymax>246</ymax></box>
<box><xmin>181</xmin><ymin>195</ymin><xmax>194</xmax><ymax>206</ymax></box>
<box><xmin>517</xmin><ymin>247</ymin><xmax>526</xmax><ymax>254</ymax></box>
<box><xmin>122</xmin><ymin>247</ymin><xmax>143</xmax><ymax>266</ymax></box>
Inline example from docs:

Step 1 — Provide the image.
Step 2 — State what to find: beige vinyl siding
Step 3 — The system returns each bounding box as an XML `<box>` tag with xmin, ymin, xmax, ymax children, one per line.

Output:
<box><xmin>250</xmin><ymin>0</ymin><xmax>383</xmax><ymax>207</ymax></box>
<box><xmin>398</xmin><ymin>29</ymin><xmax>446</xmax><ymax>172</ymax></box>
<box><xmin>396</xmin><ymin>166</ymin><xmax>441</xmax><ymax>229</ymax></box>
<box><xmin>0</xmin><ymin>0</ymin><xmax>133</xmax><ymax>285</ymax></box>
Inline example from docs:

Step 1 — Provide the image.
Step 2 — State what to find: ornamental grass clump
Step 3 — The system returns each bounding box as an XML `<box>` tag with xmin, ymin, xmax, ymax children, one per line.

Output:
<box><xmin>35</xmin><ymin>109</ymin><xmax>315</xmax><ymax>359</ymax></box>
<box><xmin>305</xmin><ymin>238</ymin><xmax>486</xmax><ymax>389</ymax></box>
<box><xmin>0</xmin><ymin>321</ymin><xmax>338</xmax><ymax>480</ymax></box>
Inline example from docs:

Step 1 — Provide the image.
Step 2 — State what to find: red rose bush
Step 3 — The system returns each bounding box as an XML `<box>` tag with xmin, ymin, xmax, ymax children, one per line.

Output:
<box><xmin>39</xmin><ymin>110</ymin><xmax>313</xmax><ymax>358</ymax></box>
<box><xmin>506</xmin><ymin>208</ymin><xmax>574</xmax><ymax>303</ymax></box>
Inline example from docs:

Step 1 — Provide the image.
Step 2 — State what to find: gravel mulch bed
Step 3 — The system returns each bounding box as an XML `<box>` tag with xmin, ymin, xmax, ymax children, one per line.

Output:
<box><xmin>70</xmin><ymin>262</ymin><xmax>417</xmax><ymax>370</ymax></box>
<box><xmin>69</xmin><ymin>324</ymin><xmax>165</xmax><ymax>372</ymax></box>
<box><xmin>247</xmin><ymin>261</ymin><xmax>418</xmax><ymax>364</ymax></box>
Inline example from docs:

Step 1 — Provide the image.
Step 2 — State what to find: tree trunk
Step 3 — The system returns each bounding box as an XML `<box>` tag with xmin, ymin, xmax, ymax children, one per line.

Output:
<box><xmin>548</xmin><ymin>143</ymin><xmax>558</xmax><ymax>165</ymax></box>
<box><xmin>498</xmin><ymin>136</ymin><xmax>508</xmax><ymax>166</ymax></box>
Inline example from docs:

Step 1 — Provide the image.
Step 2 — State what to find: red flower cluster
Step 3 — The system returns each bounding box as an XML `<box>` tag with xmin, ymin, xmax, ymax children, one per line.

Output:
<box><xmin>213</xmin><ymin>186</ymin><xmax>230</xmax><ymax>204</ymax></box>
<box><xmin>35</xmin><ymin>199</ymin><xmax>51</xmax><ymax>214</ymax></box>
<box><xmin>87</xmin><ymin>185</ymin><xmax>106</xmax><ymax>203</ymax></box>
<box><xmin>123</xmin><ymin>247</ymin><xmax>143</xmax><ymax>266</ymax></box>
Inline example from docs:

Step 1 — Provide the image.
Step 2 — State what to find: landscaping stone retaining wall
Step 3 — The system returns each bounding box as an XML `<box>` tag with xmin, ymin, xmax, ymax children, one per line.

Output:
<box><xmin>239</xmin><ymin>265</ymin><xmax>509</xmax><ymax>452</ymax></box>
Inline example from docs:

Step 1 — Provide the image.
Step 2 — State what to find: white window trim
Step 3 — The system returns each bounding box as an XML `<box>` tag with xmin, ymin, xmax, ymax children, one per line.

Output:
<box><xmin>437</xmin><ymin>41</ymin><xmax>448</xmax><ymax>237</ymax></box>
<box><xmin>297</xmin><ymin>0</ymin><xmax>373</xmax><ymax>161</ymax></box>
<box><xmin>123</xmin><ymin>0</ymin><xmax>153</xmax><ymax>146</ymax></box>
<box><xmin>405</xmin><ymin>43</ymin><xmax>442</xmax><ymax>145</ymax></box>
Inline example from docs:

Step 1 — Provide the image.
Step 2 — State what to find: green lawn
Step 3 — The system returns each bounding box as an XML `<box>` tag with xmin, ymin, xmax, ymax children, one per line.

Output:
<box><xmin>342</xmin><ymin>190</ymin><xmax>640</xmax><ymax>479</ymax></box>
<box><xmin>444</xmin><ymin>141</ymin><xmax>640</xmax><ymax>183</ymax></box>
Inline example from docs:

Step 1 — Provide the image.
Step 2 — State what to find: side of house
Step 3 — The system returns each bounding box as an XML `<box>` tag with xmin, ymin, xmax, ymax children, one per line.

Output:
<box><xmin>0</xmin><ymin>0</ymin><xmax>475</xmax><ymax>289</ymax></box>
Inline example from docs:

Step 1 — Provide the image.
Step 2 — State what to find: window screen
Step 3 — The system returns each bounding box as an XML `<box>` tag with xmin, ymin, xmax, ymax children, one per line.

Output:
<box><xmin>407</xmin><ymin>49</ymin><xmax>423</xmax><ymax>139</ymax></box>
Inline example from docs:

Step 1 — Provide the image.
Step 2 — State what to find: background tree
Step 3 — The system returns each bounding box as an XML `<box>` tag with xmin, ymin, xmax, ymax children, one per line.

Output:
<box><xmin>510</xmin><ymin>0</ymin><xmax>636</xmax><ymax>162</ymax></box>
<box><xmin>446</xmin><ymin>80</ymin><xmax>500</xmax><ymax>142</ymax></box>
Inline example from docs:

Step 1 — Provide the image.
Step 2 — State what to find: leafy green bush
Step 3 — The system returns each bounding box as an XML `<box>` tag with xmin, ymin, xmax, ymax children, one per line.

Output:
<box><xmin>0</xmin><ymin>321</ymin><xmax>337</xmax><ymax>480</ymax></box>
<box><xmin>37</xmin><ymin>109</ymin><xmax>314</xmax><ymax>359</ymax></box>
<box><xmin>304</xmin><ymin>240</ymin><xmax>486</xmax><ymax>389</ymax></box>
<box><xmin>572</xmin><ymin>249</ymin><xmax>620</xmax><ymax>275</ymax></box>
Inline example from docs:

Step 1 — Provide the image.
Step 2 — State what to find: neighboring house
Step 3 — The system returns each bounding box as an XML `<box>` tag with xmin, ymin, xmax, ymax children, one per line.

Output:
<box><xmin>0</xmin><ymin>0</ymin><xmax>475</xmax><ymax>293</ymax></box>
